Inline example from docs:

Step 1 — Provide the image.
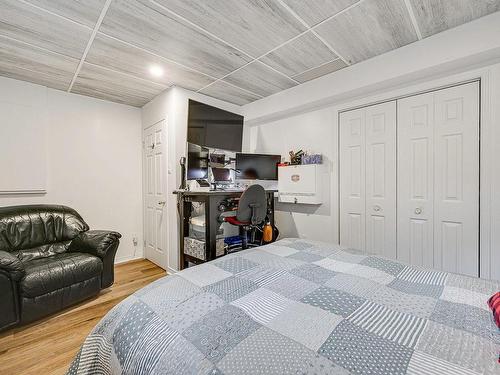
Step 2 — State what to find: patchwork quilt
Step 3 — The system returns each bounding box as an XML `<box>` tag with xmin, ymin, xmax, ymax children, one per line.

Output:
<box><xmin>68</xmin><ymin>238</ymin><xmax>500</xmax><ymax>375</ymax></box>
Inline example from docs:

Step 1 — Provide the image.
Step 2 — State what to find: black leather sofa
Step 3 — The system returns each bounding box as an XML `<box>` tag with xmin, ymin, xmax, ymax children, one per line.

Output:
<box><xmin>0</xmin><ymin>204</ymin><xmax>121</xmax><ymax>331</ymax></box>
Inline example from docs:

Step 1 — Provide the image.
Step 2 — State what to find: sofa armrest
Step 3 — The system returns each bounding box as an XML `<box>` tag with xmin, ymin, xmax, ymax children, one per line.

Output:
<box><xmin>0</xmin><ymin>250</ymin><xmax>25</xmax><ymax>281</ymax></box>
<box><xmin>0</xmin><ymin>252</ymin><xmax>24</xmax><ymax>331</ymax></box>
<box><xmin>69</xmin><ymin>230</ymin><xmax>122</xmax><ymax>258</ymax></box>
<box><xmin>69</xmin><ymin>230</ymin><xmax>121</xmax><ymax>289</ymax></box>
<box><xmin>0</xmin><ymin>270</ymin><xmax>20</xmax><ymax>331</ymax></box>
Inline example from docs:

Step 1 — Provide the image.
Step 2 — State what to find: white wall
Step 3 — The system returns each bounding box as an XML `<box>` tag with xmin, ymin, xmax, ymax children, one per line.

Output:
<box><xmin>0</xmin><ymin>77</ymin><xmax>143</xmax><ymax>263</ymax></box>
<box><xmin>244</xmin><ymin>108</ymin><xmax>338</xmax><ymax>243</ymax></box>
<box><xmin>242</xmin><ymin>13</ymin><xmax>500</xmax><ymax>280</ymax></box>
<box><xmin>142</xmin><ymin>86</ymin><xmax>242</xmax><ymax>272</ymax></box>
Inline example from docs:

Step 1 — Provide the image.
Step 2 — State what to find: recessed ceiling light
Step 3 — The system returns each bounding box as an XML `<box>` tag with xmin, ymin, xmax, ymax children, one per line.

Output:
<box><xmin>149</xmin><ymin>65</ymin><xmax>164</xmax><ymax>77</ymax></box>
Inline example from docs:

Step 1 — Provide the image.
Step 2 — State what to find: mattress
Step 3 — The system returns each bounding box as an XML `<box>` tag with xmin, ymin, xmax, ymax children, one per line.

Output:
<box><xmin>68</xmin><ymin>238</ymin><xmax>500</xmax><ymax>375</ymax></box>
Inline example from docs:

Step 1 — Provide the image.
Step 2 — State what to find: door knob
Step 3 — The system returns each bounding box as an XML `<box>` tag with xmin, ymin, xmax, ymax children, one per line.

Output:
<box><xmin>373</xmin><ymin>205</ymin><xmax>382</xmax><ymax>212</ymax></box>
<box><xmin>158</xmin><ymin>200</ymin><xmax>166</xmax><ymax>206</ymax></box>
<box><xmin>415</xmin><ymin>207</ymin><xmax>422</xmax><ymax>215</ymax></box>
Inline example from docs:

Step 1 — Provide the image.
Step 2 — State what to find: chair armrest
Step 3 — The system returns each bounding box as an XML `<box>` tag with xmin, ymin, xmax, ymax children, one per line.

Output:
<box><xmin>69</xmin><ymin>230</ymin><xmax>122</xmax><ymax>258</ymax></box>
<box><xmin>0</xmin><ymin>250</ymin><xmax>25</xmax><ymax>281</ymax></box>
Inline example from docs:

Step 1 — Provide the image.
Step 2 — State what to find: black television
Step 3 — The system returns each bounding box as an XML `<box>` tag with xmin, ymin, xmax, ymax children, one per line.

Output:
<box><xmin>187</xmin><ymin>100</ymin><xmax>244</xmax><ymax>152</ymax></box>
<box><xmin>235</xmin><ymin>153</ymin><xmax>281</xmax><ymax>180</ymax></box>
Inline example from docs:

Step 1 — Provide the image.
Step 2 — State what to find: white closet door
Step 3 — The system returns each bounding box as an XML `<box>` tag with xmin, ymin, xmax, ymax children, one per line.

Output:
<box><xmin>340</xmin><ymin>108</ymin><xmax>366</xmax><ymax>251</ymax></box>
<box><xmin>340</xmin><ymin>102</ymin><xmax>397</xmax><ymax>257</ymax></box>
<box><xmin>398</xmin><ymin>82</ymin><xmax>479</xmax><ymax>276</ymax></box>
<box><xmin>365</xmin><ymin>102</ymin><xmax>397</xmax><ymax>258</ymax></box>
<box><xmin>433</xmin><ymin>83</ymin><xmax>479</xmax><ymax>275</ymax></box>
<box><xmin>397</xmin><ymin>94</ymin><xmax>435</xmax><ymax>267</ymax></box>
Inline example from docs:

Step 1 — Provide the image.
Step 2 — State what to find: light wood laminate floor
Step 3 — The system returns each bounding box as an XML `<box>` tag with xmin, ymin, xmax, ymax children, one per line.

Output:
<box><xmin>0</xmin><ymin>259</ymin><xmax>165</xmax><ymax>375</ymax></box>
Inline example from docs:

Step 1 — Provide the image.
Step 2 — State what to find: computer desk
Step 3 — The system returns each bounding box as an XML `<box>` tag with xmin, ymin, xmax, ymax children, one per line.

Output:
<box><xmin>173</xmin><ymin>188</ymin><xmax>277</xmax><ymax>270</ymax></box>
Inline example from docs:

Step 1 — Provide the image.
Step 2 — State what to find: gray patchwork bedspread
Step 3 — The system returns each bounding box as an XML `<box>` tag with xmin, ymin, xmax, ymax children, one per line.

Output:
<box><xmin>68</xmin><ymin>238</ymin><xmax>500</xmax><ymax>375</ymax></box>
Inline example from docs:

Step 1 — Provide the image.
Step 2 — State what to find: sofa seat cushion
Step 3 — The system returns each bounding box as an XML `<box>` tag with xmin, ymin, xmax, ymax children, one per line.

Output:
<box><xmin>20</xmin><ymin>252</ymin><xmax>103</xmax><ymax>297</ymax></box>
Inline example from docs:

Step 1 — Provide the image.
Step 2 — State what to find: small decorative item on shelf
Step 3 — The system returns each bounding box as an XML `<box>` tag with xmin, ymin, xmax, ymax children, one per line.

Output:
<box><xmin>289</xmin><ymin>150</ymin><xmax>304</xmax><ymax>165</ymax></box>
<box><xmin>302</xmin><ymin>154</ymin><xmax>322</xmax><ymax>165</ymax></box>
<box><xmin>288</xmin><ymin>149</ymin><xmax>322</xmax><ymax>165</ymax></box>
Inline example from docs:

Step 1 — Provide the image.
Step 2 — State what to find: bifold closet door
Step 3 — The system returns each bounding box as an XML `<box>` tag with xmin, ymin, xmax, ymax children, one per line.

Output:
<box><xmin>340</xmin><ymin>108</ymin><xmax>366</xmax><ymax>251</ymax></box>
<box><xmin>397</xmin><ymin>93</ymin><xmax>434</xmax><ymax>268</ymax></box>
<box><xmin>365</xmin><ymin>102</ymin><xmax>397</xmax><ymax>258</ymax></box>
<box><xmin>340</xmin><ymin>102</ymin><xmax>396</xmax><ymax>258</ymax></box>
<box><xmin>397</xmin><ymin>82</ymin><xmax>479</xmax><ymax>276</ymax></box>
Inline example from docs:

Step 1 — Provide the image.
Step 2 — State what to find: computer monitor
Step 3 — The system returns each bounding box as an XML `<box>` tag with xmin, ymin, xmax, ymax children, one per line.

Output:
<box><xmin>187</xmin><ymin>143</ymin><xmax>209</xmax><ymax>180</ymax></box>
<box><xmin>211</xmin><ymin>167</ymin><xmax>231</xmax><ymax>182</ymax></box>
<box><xmin>235</xmin><ymin>153</ymin><xmax>280</xmax><ymax>180</ymax></box>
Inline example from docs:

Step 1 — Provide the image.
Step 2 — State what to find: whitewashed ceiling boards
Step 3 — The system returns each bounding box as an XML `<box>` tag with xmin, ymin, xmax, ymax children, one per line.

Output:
<box><xmin>1</xmin><ymin>0</ymin><xmax>499</xmax><ymax>107</ymax></box>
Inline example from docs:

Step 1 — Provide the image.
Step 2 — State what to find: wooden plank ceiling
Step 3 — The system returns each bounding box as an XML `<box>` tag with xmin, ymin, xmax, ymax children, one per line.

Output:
<box><xmin>0</xmin><ymin>0</ymin><xmax>499</xmax><ymax>107</ymax></box>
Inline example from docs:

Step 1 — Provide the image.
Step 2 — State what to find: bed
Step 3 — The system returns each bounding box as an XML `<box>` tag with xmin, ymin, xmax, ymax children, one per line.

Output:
<box><xmin>68</xmin><ymin>238</ymin><xmax>500</xmax><ymax>375</ymax></box>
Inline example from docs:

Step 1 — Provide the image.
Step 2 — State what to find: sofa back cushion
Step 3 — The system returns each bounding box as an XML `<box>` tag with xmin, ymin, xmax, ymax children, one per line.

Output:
<box><xmin>0</xmin><ymin>205</ymin><xmax>89</xmax><ymax>256</ymax></box>
<box><xmin>14</xmin><ymin>241</ymin><xmax>74</xmax><ymax>263</ymax></box>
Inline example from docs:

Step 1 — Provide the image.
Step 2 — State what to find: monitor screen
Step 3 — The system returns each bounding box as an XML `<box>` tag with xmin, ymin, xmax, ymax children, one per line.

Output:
<box><xmin>211</xmin><ymin>167</ymin><xmax>231</xmax><ymax>182</ymax></box>
<box><xmin>187</xmin><ymin>100</ymin><xmax>244</xmax><ymax>152</ymax></box>
<box><xmin>235</xmin><ymin>153</ymin><xmax>281</xmax><ymax>180</ymax></box>
<box><xmin>187</xmin><ymin>143</ymin><xmax>209</xmax><ymax>180</ymax></box>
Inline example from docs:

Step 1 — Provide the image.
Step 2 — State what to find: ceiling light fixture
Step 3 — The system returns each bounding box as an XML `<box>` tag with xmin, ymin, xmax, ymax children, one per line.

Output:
<box><xmin>149</xmin><ymin>65</ymin><xmax>164</xmax><ymax>77</ymax></box>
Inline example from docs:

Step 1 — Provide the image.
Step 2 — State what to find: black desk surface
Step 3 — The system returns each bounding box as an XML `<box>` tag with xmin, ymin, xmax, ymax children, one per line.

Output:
<box><xmin>174</xmin><ymin>189</ymin><xmax>277</xmax><ymax>196</ymax></box>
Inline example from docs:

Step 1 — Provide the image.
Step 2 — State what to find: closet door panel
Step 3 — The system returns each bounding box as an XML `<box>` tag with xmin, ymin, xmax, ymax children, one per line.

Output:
<box><xmin>365</xmin><ymin>102</ymin><xmax>397</xmax><ymax>258</ymax></box>
<box><xmin>340</xmin><ymin>108</ymin><xmax>366</xmax><ymax>250</ymax></box>
<box><xmin>434</xmin><ymin>82</ymin><xmax>479</xmax><ymax>276</ymax></box>
<box><xmin>397</xmin><ymin>94</ymin><xmax>434</xmax><ymax>267</ymax></box>
<box><xmin>398</xmin><ymin>82</ymin><xmax>479</xmax><ymax>276</ymax></box>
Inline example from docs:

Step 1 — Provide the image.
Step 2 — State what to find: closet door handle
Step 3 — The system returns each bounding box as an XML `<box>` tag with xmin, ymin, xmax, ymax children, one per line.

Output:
<box><xmin>373</xmin><ymin>205</ymin><xmax>382</xmax><ymax>212</ymax></box>
<box><xmin>414</xmin><ymin>207</ymin><xmax>422</xmax><ymax>215</ymax></box>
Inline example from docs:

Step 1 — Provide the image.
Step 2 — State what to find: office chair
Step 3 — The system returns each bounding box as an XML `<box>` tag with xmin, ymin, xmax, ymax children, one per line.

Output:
<box><xmin>224</xmin><ymin>184</ymin><xmax>267</xmax><ymax>250</ymax></box>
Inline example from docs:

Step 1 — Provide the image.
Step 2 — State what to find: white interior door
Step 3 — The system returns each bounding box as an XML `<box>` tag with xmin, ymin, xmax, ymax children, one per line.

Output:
<box><xmin>365</xmin><ymin>102</ymin><xmax>397</xmax><ymax>259</ymax></box>
<box><xmin>143</xmin><ymin>120</ymin><xmax>168</xmax><ymax>270</ymax></box>
<box><xmin>398</xmin><ymin>82</ymin><xmax>479</xmax><ymax>276</ymax></box>
<box><xmin>340</xmin><ymin>108</ymin><xmax>366</xmax><ymax>251</ymax></box>
<box><xmin>340</xmin><ymin>102</ymin><xmax>397</xmax><ymax>257</ymax></box>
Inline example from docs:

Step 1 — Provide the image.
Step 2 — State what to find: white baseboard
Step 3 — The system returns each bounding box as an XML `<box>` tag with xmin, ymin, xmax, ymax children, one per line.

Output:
<box><xmin>115</xmin><ymin>255</ymin><xmax>175</xmax><ymax>275</ymax></box>
<box><xmin>167</xmin><ymin>266</ymin><xmax>178</xmax><ymax>274</ymax></box>
<box><xmin>114</xmin><ymin>255</ymin><xmax>145</xmax><ymax>264</ymax></box>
